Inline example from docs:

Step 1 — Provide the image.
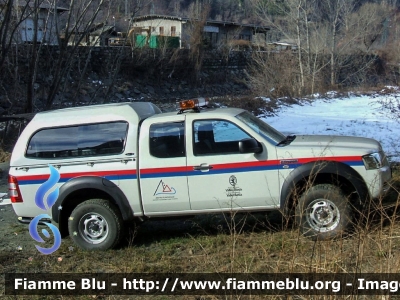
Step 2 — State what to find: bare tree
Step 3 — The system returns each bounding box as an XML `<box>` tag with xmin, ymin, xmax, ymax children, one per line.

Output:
<box><xmin>26</xmin><ymin>0</ymin><xmax>40</xmax><ymax>113</ymax></box>
<box><xmin>315</xmin><ymin>0</ymin><xmax>355</xmax><ymax>86</ymax></box>
<box><xmin>0</xmin><ymin>0</ymin><xmax>34</xmax><ymax>70</ymax></box>
<box><xmin>251</xmin><ymin>0</ymin><xmax>314</xmax><ymax>95</ymax></box>
<box><xmin>1</xmin><ymin>0</ymin><xmax>168</xmax><ymax>113</ymax></box>
<box><xmin>344</xmin><ymin>2</ymin><xmax>389</xmax><ymax>53</ymax></box>
<box><xmin>0</xmin><ymin>0</ymin><xmax>33</xmax><ymax>111</ymax></box>
<box><xmin>250</xmin><ymin>0</ymin><xmax>391</xmax><ymax>95</ymax></box>
<box><xmin>100</xmin><ymin>1</ymin><xmax>148</xmax><ymax>103</ymax></box>
<box><xmin>185</xmin><ymin>2</ymin><xmax>210</xmax><ymax>84</ymax></box>
<box><xmin>3</xmin><ymin>0</ymin><xmax>109</xmax><ymax>112</ymax></box>
<box><xmin>316</xmin><ymin>0</ymin><xmax>390</xmax><ymax>86</ymax></box>
<box><xmin>42</xmin><ymin>0</ymin><xmax>106</xmax><ymax>110</ymax></box>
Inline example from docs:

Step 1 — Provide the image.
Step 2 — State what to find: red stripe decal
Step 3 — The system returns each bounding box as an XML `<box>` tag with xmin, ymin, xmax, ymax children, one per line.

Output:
<box><xmin>17</xmin><ymin>169</ymin><xmax>136</xmax><ymax>181</ymax></box>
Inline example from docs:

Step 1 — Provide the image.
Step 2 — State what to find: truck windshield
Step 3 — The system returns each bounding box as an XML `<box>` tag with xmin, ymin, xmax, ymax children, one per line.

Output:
<box><xmin>235</xmin><ymin>111</ymin><xmax>286</xmax><ymax>145</ymax></box>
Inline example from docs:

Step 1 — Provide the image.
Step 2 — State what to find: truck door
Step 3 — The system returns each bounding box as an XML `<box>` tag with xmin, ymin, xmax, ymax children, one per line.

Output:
<box><xmin>186</xmin><ymin>118</ymin><xmax>281</xmax><ymax>211</ymax></box>
<box><xmin>139</xmin><ymin>116</ymin><xmax>191</xmax><ymax>215</ymax></box>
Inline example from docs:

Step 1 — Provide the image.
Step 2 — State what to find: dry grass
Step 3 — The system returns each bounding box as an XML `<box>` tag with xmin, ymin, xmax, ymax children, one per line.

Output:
<box><xmin>0</xmin><ymin>148</ymin><xmax>11</xmax><ymax>163</ymax></box>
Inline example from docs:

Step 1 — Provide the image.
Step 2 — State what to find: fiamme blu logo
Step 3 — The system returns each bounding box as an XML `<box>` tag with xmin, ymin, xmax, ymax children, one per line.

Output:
<box><xmin>28</xmin><ymin>165</ymin><xmax>62</xmax><ymax>255</ymax></box>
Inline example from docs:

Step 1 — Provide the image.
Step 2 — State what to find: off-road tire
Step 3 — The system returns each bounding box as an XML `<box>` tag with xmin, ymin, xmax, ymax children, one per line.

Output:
<box><xmin>296</xmin><ymin>184</ymin><xmax>351</xmax><ymax>240</ymax></box>
<box><xmin>68</xmin><ymin>199</ymin><xmax>123</xmax><ymax>250</ymax></box>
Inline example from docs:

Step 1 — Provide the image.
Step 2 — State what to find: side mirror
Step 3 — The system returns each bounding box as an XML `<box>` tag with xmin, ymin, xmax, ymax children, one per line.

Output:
<box><xmin>239</xmin><ymin>138</ymin><xmax>263</xmax><ymax>154</ymax></box>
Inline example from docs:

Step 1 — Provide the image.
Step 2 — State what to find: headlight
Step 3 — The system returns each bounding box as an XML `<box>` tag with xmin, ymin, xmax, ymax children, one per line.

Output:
<box><xmin>362</xmin><ymin>152</ymin><xmax>382</xmax><ymax>170</ymax></box>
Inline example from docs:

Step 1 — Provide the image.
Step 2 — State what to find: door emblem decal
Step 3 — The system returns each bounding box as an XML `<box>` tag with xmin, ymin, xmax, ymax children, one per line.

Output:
<box><xmin>154</xmin><ymin>179</ymin><xmax>176</xmax><ymax>196</ymax></box>
<box><xmin>226</xmin><ymin>175</ymin><xmax>242</xmax><ymax>197</ymax></box>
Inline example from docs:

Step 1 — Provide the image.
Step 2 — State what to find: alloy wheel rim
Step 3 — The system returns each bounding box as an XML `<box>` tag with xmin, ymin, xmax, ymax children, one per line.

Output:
<box><xmin>78</xmin><ymin>213</ymin><xmax>109</xmax><ymax>244</ymax></box>
<box><xmin>305</xmin><ymin>199</ymin><xmax>340</xmax><ymax>232</ymax></box>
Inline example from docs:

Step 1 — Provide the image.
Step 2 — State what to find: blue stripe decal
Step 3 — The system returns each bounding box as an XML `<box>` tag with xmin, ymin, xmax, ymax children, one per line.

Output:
<box><xmin>19</xmin><ymin>180</ymin><xmax>47</xmax><ymax>185</ymax></box>
<box><xmin>140</xmin><ymin>161</ymin><xmax>364</xmax><ymax>178</ymax></box>
<box><xmin>188</xmin><ymin>166</ymin><xmax>280</xmax><ymax>176</ymax></box>
<box><xmin>119</xmin><ymin>174</ymin><xmax>138</xmax><ymax>180</ymax></box>
<box><xmin>346</xmin><ymin>161</ymin><xmax>364</xmax><ymax>167</ymax></box>
<box><xmin>141</xmin><ymin>172</ymin><xmax>188</xmax><ymax>179</ymax></box>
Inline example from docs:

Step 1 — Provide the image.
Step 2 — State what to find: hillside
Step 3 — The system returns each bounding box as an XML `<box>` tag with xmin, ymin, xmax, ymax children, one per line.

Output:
<box><xmin>96</xmin><ymin>0</ymin><xmax>400</xmax><ymax>27</ymax></box>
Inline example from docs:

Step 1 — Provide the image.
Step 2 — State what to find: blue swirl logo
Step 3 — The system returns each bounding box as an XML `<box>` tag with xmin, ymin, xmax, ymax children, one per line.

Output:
<box><xmin>35</xmin><ymin>165</ymin><xmax>60</xmax><ymax>210</ymax></box>
<box><xmin>29</xmin><ymin>165</ymin><xmax>62</xmax><ymax>254</ymax></box>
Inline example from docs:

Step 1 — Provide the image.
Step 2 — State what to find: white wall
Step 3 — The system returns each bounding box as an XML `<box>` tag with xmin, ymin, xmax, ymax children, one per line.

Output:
<box><xmin>16</xmin><ymin>10</ymin><xmax>61</xmax><ymax>45</ymax></box>
<box><xmin>132</xmin><ymin>19</ymin><xmax>183</xmax><ymax>37</ymax></box>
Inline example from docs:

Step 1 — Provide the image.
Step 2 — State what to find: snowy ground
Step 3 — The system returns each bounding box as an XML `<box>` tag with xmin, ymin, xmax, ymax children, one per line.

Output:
<box><xmin>260</xmin><ymin>89</ymin><xmax>400</xmax><ymax>162</ymax></box>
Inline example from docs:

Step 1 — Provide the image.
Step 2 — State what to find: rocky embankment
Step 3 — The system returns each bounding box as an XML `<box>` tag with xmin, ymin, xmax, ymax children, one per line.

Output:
<box><xmin>23</xmin><ymin>69</ymin><xmax>251</xmax><ymax>113</ymax></box>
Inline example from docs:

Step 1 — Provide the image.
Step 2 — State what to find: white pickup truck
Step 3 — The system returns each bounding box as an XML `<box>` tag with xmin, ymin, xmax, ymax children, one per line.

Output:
<box><xmin>8</xmin><ymin>99</ymin><xmax>392</xmax><ymax>250</ymax></box>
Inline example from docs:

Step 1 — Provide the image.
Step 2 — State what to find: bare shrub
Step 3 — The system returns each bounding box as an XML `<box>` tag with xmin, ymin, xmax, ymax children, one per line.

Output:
<box><xmin>185</xmin><ymin>4</ymin><xmax>210</xmax><ymax>84</ymax></box>
<box><xmin>377</xmin><ymin>87</ymin><xmax>400</xmax><ymax>121</ymax></box>
<box><xmin>246</xmin><ymin>51</ymin><xmax>322</xmax><ymax>99</ymax></box>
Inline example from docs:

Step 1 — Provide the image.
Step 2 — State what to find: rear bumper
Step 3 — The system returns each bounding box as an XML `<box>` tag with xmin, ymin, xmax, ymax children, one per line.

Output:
<box><xmin>17</xmin><ymin>216</ymin><xmax>52</xmax><ymax>224</ymax></box>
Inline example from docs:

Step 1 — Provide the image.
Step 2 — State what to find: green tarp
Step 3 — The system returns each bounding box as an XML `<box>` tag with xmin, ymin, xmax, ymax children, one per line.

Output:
<box><xmin>135</xmin><ymin>35</ymin><xmax>179</xmax><ymax>49</ymax></box>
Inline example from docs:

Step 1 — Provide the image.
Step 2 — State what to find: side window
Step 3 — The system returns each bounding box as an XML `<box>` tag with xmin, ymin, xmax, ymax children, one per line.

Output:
<box><xmin>193</xmin><ymin>120</ymin><xmax>251</xmax><ymax>156</ymax></box>
<box><xmin>26</xmin><ymin>122</ymin><xmax>128</xmax><ymax>159</ymax></box>
<box><xmin>149</xmin><ymin>122</ymin><xmax>185</xmax><ymax>158</ymax></box>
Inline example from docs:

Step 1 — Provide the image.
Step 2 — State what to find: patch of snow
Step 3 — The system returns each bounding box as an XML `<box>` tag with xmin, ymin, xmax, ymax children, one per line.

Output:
<box><xmin>311</xmin><ymin>93</ymin><xmax>321</xmax><ymax>98</ymax></box>
<box><xmin>260</xmin><ymin>97</ymin><xmax>271</xmax><ymax>103</ymax></box>
<box><xmin>383</xmin><ymin>86</ymin><xmax>399</xmax><ymax>91</ymax></box>
<box><xmin>261</xmin><ymin>93</ymin><xmax>400</xmax><ymax>162</ymax></box>
<box><xmin>326</xmin><ymin>91</ymin><xmax>338</xmax><ymax>97</ymax></box>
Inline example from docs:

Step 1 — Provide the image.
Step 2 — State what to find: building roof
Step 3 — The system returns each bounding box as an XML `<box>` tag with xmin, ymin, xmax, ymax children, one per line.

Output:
<box><xmin>90</xmin><ymin>25</ymin><xmax>115</xmax><ymax>35</ymax></box>
<box><xmin>0</xmin><ymin>1</ymin><xmax>69</xmax><ymax>12</ymax></box>
<box><xmin>34</xmin><ymin>3</ymin><xmax>68</xmax><ymax>12</ymax></box>
<box><xmin>132</xmin><ymin>14</ymin><xmax>269</xmax><ymax>32</ymax></box>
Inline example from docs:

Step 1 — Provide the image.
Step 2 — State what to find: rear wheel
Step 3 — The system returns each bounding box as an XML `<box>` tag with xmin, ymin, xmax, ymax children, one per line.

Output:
<box><xmin>296</xmin><ymin>184</ymin><xmax>351</xmax><ymax>240</ymax></box>
<box><xmin>68</xmin><ymin>199</ymin><xmax>123</xmax><ymax>250</ymax></box>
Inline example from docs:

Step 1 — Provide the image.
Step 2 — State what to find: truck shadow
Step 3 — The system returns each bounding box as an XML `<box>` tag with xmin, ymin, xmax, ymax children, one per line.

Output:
<box><xmin>353</xmin><ymin>184</ymin><xmax>400</xmax><ymax>235</ymax></box>
<box><xmin>122</xmin><ymin>180</ymin><xmax>400</xmax><ymax>248</ymax></box>
<box><xmin>121</xmin><ymin>211</ymin><xmax>295</xmax><ymax>247</ymax></box>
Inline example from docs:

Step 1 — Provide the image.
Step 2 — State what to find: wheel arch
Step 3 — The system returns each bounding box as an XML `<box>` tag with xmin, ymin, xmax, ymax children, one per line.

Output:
<box><xmin>280</xmin><ymin>160</ymin><xmax>369</xmax><ymax>213</ymax></box>
<box><xmin>52</xmin><ymin>176</ymin><xmax>134</xmax><ymax>237</ymax></box>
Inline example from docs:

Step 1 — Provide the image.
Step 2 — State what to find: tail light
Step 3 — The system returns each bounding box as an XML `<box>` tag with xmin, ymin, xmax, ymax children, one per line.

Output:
<box><xmin>8</xmin><ymin>175</ymin><xmax>23</xmax><ymax>203</ymax></box>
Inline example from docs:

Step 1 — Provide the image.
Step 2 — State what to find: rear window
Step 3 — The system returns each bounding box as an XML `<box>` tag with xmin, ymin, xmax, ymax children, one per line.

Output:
<box><xmin>26</xmin><ymin>121</ymin><xmax>128</xmax><ymax>159</ymax></box>
<box><xmin>149</xmin><ymin>122</ymin><xmax>185</xmax><ymax>158</ymax></box>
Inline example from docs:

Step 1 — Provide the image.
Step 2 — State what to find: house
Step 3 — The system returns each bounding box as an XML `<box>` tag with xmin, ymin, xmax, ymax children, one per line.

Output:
<box><xmin>130</xmin><ymin>15</ymin><xmax>269</xmax><ymax>49</ymax></box>
<box><xmin>269</xmin><ymin>39</ymin><xmax>298</xmax><ymax>52</ymax></box>
<box><xmin>1</xmin><ymin>1</ymin><xmax>69</xmax><ymax>45</ymax></box>
<box><xmin>67</xmin><ymin>23</ymin><xmax>115</xmax><ymax>46</ymax></box>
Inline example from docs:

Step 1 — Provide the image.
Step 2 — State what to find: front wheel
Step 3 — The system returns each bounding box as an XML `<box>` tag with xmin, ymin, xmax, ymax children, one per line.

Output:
<box><xmin>68</xmin><ymin>199</ymin><xmax>123</xmax><ymax>250</ymax></box>
<box><xmin>296</xmin><ymin>184</ymin><xmax>352</xmax><ymax>240</ymax></box>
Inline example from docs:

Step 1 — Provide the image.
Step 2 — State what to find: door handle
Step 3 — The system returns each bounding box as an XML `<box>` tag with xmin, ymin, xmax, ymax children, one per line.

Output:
<box><xmin>193</xmin><ymin>163</ymin><xmax>213</xmax><ymax>172</ymax></box>
<box><xmin>16</xmin><ymin>167</ymin><xmax>29</xmax><ymax>172</ymax></box>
